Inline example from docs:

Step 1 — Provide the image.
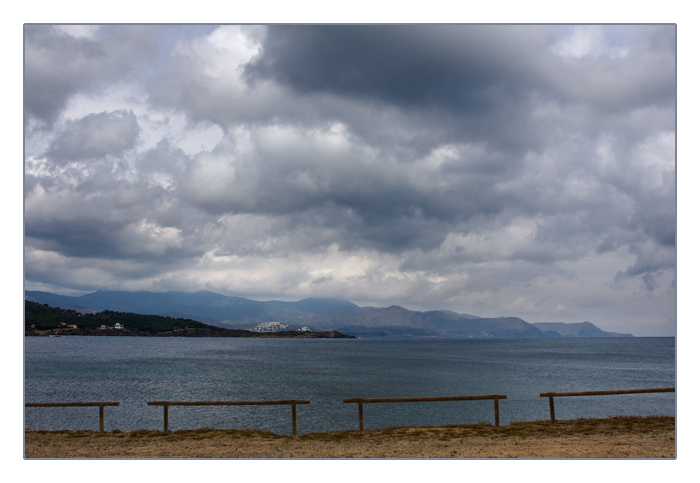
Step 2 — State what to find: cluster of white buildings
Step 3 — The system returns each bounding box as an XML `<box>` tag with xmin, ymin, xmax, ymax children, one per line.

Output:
<box><xmin>249</xmin><ymin>321</ymin><xmax>290</xmax><ymax>332</ymax></box>
<box><xmin>248</xmin><ymin>322</ymin><xmax>313</xmax><ymax>333</ymax></box>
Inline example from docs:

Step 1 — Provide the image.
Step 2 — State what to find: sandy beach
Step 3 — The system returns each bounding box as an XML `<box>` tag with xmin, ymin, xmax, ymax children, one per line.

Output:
<box><xmin>24</xmin><ymin>416</ymin><xmax>674</xmax><ymax>459</ymax></box>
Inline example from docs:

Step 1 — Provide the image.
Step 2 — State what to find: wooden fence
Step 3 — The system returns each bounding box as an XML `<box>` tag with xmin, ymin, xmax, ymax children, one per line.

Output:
<box><xmin>540</xmin><ymin>387</ymin><xmax>676</xmax><ymax>422</ymax></box>
<box><xmin>343</xmin><ymin>394</ymin><xmax>508</xmax><ymax>430</ymax></box>
<box><xmin>24</xmin><ymin>388</ymin><xmax>676</xmax><ymax>433</ymax></box>
<box><xmin>24</xmin><ymin>401</ymin><xmax>120</xmax><ymax>433</ymax></box>
<box><xmin>146</xmin><ymin>399</ymin><xmax>311</xmax><ymax>434</ymax></box>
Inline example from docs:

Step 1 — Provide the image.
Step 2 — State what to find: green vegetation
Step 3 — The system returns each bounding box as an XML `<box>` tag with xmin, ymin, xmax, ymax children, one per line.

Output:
<box><xmin>25</xmin><ymin>301</ymin><xmax>85</xmax><ymax>329</ymax></box>
<box><xmin>25</xmin><ymin>300</ymin><xmax>228</xmax><ymax>332</ymax></box>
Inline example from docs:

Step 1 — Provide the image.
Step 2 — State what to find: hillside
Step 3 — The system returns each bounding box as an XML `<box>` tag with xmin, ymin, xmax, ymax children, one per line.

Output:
<box><xmin>307</xmin><ymin>305</ymin><xmax>550</xmax><ymax>338</ymax></box>
<box><xmin>24</xmin><ymin>290</ymin><xmax>356</xmax><ymax>329</ymax></box>
<box><xmin>25</xmin><ymin>290</ymin><xmax>633</xmax><ymax>338</ymax></box>
<box><xmin>24</xmin><ymin>301</ymin><xmax>354</xmax><ymax>338</ymax></box>
<box><xmin>531</xmin><ymin>322</ymin><xmax>633</xmax><ymax>338</ymax></box>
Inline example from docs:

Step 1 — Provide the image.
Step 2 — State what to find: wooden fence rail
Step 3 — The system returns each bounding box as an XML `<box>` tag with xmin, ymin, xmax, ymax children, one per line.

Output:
<box><xmin>146</xmin><ymin>399</ymin><xmax>311</xmax><ymax>434</ymax></box>
<box><xmin>540</xmin><ymin>387</ymin><xmax>676</xmax><ymax>422</ymax></box>
<box><xmin>24</xmin><ymin>389</ymin><xmax>676</xmax><ymax>433</ymax></box>
<box><xmin>343</xmin><ymin>395</ymin><xmax>508</xmax><ymax>431</ymax></box>
<box><xmin>24</xmin><ymin>402</ymin><xmax>120</xmax><ymax>433</ymax></box>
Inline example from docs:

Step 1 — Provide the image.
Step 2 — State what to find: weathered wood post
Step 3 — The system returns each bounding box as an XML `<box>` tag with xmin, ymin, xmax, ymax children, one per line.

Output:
<box><xmin>358</xmin><ymin>402</ymin><xmax>364</xmax><ymax>431</ymax></box>
<box><xmin>549</xmin><ymin>396</ymin><xmax>555</xmax><ymax>423</ymax></box>
<box><xmin>291</xmin><ymin>403</ymin><xmax>297</xmax><ymax>436</ymax></box>
<box><xmin>99</xmin><ymin>405</ymin><xmax>105</xmax><ymax>433</ymax></box>
<box><xmin>163</xmin><ymin>404</ymin><xmax>169</xmax><ymax>432</ymax></box>
<box><xmin>493</xmin><ymin>397</ymin><xmax>500</xmax><ymax>427</ymax></box>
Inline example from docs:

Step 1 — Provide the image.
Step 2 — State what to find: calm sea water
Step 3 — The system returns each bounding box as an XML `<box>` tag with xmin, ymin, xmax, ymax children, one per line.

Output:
<box><xmin>24</xmin><ymin>337</ymin><xmax>675</xmax><ymax>435</ymax></box>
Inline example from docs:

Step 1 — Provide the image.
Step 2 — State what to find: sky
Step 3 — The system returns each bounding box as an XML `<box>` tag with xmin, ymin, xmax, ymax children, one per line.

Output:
<box><xmin>23</xmin><ymin>24</ymin><xmax>677</xmax><ymax>336</ymax></box>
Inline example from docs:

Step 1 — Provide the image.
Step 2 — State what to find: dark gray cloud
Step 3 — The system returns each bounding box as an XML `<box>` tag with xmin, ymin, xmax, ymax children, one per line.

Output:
<box><xmin>23</xmin><ymin>25</ymin><xmax>676</xmax><ymax>335</ymax></box>
<box><xmin>24</xmin><ymin>25</ymin><xmax>160</xmax><ymax>126</ymax></box>
<box><xmin>245</xmin><ymin>25</ymin><xmax>674</xmax><ymax>135</ymax></box>
<box><xmin>245</xmin><ymin>25</ymin><xmax>529</xmax><ymax>112</ymax></box>
<box><xmin>47</xmin><ymin>110</ymin><xmax>140</xmax><ymax>163</ymax></box>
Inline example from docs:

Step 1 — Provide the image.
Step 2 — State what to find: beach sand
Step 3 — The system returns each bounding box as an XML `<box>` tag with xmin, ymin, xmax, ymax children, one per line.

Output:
<box><xmin>24</xmin><ymin>416</ymin><xmax>674</xmax><ymax>459</ymax></box>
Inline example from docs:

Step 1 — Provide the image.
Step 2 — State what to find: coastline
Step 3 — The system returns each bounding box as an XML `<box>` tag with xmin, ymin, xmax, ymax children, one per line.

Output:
<box><xmin>25</xmin><ymin>416</ymin><xmax>675</xmax><ymax>459</ymax></box>
<box><xmin>24</xmin><ymin>328</ymin><xmax>355</xmax><ymax>338</ymax></box>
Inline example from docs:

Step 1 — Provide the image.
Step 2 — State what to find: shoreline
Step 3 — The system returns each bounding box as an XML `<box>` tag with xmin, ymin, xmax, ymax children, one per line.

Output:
<box><xmin>25</xmin><ymin>415</ymin><xmax>675</xmax><ymax>459</ymax></box>
<box><xmin>24</xmin><ymin>329</ymin><xmax>355</xmax><ymax>339</ymax></box>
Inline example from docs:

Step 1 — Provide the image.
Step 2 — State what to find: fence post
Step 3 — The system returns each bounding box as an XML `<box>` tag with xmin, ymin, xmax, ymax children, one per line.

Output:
<box><xmin>358</xmin><ymin>402</ymin><xmax>364</xmax><ymax>431</ymax></box>
<box><xmin>549</xmin><ymin>396</ymin><xmax>555</xmax><ymax>422</ymax></box>
<box><xmin>99</xmin><ymin>405</ymin><xmax>105</xmax><ymax>433</ymax></box>
<box><xmin>291</xmin><ymin>404</ymin><xmax>297</xmax><ymax>436</ymax></box>
<box><xmin>163</xmin><ymin>404</ymin><xmax>169</xmax><ymax>432</ymax></box>
<box><xmin>493</xmin><ymin>398</ymin><xmax>500</xmax><ymax>427</ymax></box>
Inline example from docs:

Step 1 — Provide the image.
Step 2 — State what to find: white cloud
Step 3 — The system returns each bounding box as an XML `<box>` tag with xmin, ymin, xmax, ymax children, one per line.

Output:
<box><xmin>55</xmin><ymin>25</ymin><xmax>101</xmax><ymax>39</ymax></box>
<box><xmin>552</xmin><ymin>25</ymin><xmax>629</xmax><ymax>59</ymax></box>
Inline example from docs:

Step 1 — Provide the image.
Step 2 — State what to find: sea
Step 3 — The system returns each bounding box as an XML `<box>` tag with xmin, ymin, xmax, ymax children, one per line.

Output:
<box><xmin>24</xmin><ymin>336</ymin><xmax>676</xmax><ymax>435</ymax></box>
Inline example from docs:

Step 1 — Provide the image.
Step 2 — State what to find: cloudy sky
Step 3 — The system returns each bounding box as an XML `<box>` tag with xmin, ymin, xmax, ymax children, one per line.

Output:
<box><xmin>23</xmin><ymin>24</ymin><xmax>676</xmax><ymax>336</ymax></box>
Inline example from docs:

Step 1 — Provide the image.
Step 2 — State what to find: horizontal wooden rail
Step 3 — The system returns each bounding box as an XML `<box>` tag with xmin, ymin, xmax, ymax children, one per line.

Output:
<box><xmin>344</xmin><ymin>395</ymin><xmax>507</xmax><ymax>403</ymax></box>
<box><xmin>147</xmin><ymin>399</ymin><xmax>310</xmax><ymax>434</ymax></box>
<box><xmin>540</xmin><ymin>387</ymin><xmax>675</xmax><ymax>422</ymax></box>
<box><xmin>147</xmin><ymin>400</ymin><xmax>309</xmax><ymax>406</ymax></box>
<box><xmin>25</xmin><ymin>401</ymin><xmax>120</xmax><ymax>433</ymax></box>
<box><xmin>343</xmin><ymin>395</ymin><xmax>508</xmax><ymax>430</ymax></box>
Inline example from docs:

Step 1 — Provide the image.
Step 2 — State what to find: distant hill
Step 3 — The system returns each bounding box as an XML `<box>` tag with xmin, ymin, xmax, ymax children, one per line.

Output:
<box><xmin>24</xmin><ymin>290</ymin><xmax>350</xmax><ymax>329</ymax></box>
<box><xmin>531</xmin><ymin>322</ymin><xmax>633</xmax><ymax>338</ymax></box>
<box><xmin>308</xmin><ymin>305</ymin><xmax>549</xmax><ymax>338</ymax></box>
<box><xmin>24</xmin><ymin>301</ymin><xmax>354</xmax><ymax>338</ymax></box>
<box><xmin>25</xmin><ymin>300</ymin><xmax>221</xmax><ymax>332</ymax></box>
<box><xmin>24</xmin><ymin>290</ymin><xmax>633</xmax><ymax>338</ymax></box>
<box><xmin>438</xmin><ymin>310</ymin><xmax>482</xmax><ymax>320</ymax></box>
<box><xmin>267</xmin><ymin>297</ymin><xmax>360</xmax><ymax>315</ymax></box>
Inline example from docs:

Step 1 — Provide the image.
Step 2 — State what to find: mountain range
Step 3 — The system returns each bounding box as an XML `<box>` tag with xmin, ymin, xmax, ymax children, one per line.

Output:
<box><xmin>24</xmin><ymin>290</ymin><xmax>634</xmax><ymax>338</ymax></box>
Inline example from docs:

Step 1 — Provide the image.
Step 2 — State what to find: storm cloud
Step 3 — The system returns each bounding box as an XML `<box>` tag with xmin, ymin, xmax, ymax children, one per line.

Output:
<box><xmin>24</xmin><ymin>25</ymin><xmax>676</xmax><ymax>335</ymax></box>
<box><xmin>47</xmin><ymin>110</ymin><xmax>140</xmax><ymax>163</ymax></box>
